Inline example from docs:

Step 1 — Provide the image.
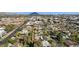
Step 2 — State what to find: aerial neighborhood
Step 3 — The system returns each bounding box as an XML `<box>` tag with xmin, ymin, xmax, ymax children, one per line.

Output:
<box><xmin>0</xmin><ymin>12</ymin><xmax>79</xmax><ymax>47</ymax></box>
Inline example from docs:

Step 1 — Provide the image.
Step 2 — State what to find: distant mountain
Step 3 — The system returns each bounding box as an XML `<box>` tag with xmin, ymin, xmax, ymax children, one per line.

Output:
<box><xmin>30</xmin><ymin>12</ymin><xmax>39</xmax><ymax>15</ymax></box>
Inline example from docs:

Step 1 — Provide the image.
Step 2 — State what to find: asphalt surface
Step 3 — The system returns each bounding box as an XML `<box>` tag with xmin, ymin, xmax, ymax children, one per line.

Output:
<box><xmin>0</xmin><ymin>21</ymin><xmax>27</xmax><ymax>46</ymax></box>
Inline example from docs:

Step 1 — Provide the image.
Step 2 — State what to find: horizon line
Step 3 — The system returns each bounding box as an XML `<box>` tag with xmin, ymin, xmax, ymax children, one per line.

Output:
<box><xmin>16</xmin><ymin>12</ymin><xmax>79</xmax><ymax>15</ymax></box>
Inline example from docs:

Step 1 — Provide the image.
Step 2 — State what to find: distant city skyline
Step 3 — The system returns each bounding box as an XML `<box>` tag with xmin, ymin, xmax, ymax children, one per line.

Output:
<box><xmin>16</xmin><ymin>12</ymin><xmax>79</xmax><ymax>15</ymax></box>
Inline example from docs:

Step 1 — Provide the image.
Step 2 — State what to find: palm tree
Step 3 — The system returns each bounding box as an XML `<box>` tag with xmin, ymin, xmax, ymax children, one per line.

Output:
<box><xmin>57</xmin><ymin>32</ymin><xmax>65</xmax><ymax>46</ymax></box>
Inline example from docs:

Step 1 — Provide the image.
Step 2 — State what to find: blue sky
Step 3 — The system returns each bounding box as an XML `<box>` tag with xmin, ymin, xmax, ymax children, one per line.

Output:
<box><xmin>16</xmin><ymin>12</ymin><xmax>79</xmax><ymax>15</ymax></box>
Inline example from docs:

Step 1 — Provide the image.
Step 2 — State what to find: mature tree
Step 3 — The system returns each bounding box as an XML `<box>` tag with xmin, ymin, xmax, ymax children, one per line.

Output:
<box><xmin>5</xmin><ymin>24</ymin><xmax>15</xmax><ymax>32</ymax></box>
